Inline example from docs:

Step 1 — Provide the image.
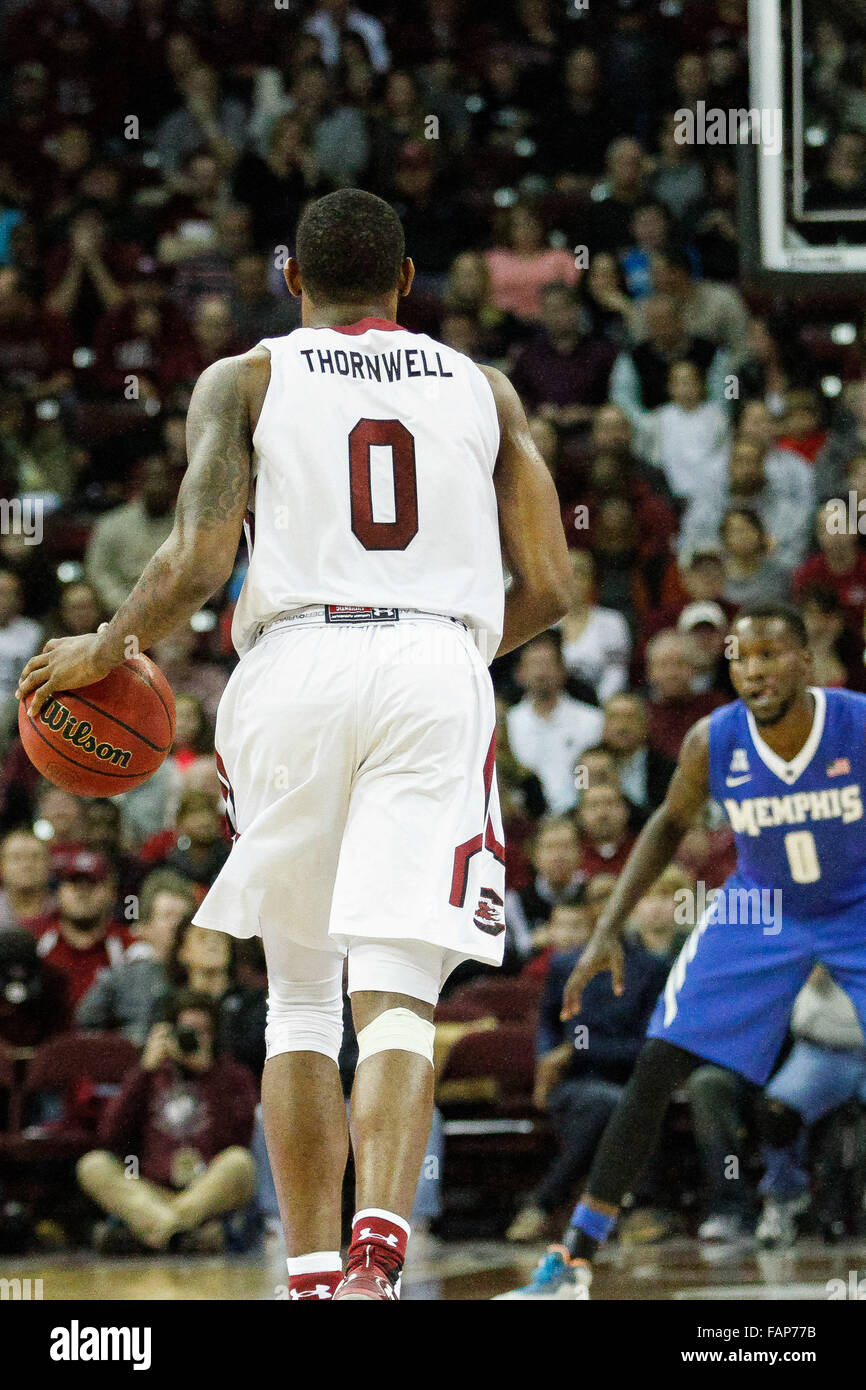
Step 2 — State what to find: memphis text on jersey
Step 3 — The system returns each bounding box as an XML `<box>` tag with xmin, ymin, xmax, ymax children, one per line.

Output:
<box><xmin>298</xmin><ymin>346</ymin><xmax>454</xmax><ymax>381</ymax></box>
<box><xmin>724</xmin><ymin>784</ymin><xmax>863</xmax><ymax>837</ymax></box>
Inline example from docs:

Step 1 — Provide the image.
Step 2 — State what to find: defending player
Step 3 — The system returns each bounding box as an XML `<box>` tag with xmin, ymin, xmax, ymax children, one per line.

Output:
<box><xmin>17</xmin><ymin>189</ymin><xmax>571</xmax><ymax>1300</ymax></box>
<box><xmin>499</xmin><ymin>602</ymin><xmax>866</xmax><ymax>1298</ymax></box>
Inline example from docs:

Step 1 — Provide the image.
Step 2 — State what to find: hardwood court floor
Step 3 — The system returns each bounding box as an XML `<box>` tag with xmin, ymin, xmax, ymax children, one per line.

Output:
<box><xmin>2</xmin><ymin>1235</ymin><xmax>865</xmax><ymax>1300</ymax></box>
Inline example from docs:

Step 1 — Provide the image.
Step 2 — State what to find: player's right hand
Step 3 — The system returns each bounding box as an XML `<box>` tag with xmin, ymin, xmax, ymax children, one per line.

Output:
<box><xmin>560</xmin><ymin>933</ymin><xmax>624</xmax><ymax>1020</ymax></box>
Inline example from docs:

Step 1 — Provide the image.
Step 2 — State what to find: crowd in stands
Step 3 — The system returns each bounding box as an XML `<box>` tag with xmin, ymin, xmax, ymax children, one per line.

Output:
<box><xmin>1</xmin><ymin>0</ymin><xmax>866</xmax><ymax>1254</ymax></box>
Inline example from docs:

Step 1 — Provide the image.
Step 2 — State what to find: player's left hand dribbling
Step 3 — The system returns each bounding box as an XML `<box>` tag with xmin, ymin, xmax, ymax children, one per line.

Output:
<box><xmin>16</xmin><ymin>633</ymin><xmax>115</xmax><ymax>719</ymax></box>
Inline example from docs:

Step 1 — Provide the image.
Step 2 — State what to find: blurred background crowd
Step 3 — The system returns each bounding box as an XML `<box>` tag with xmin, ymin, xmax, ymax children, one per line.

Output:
<box><xmin>1</xmin><ymin>0</ymin><xmax>866</xmax><ymax>1261</ymax></box>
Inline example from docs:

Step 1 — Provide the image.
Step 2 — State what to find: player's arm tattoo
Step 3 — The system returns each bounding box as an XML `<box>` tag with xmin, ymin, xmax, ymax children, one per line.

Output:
<box><xmin>95</xmin><ymin>351</ymin><xmax>266</xmax><ymax>665</ymax></box>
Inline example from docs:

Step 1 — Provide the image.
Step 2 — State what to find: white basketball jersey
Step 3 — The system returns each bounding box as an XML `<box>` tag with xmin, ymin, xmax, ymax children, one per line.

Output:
<box><xmin>231</xmin><ymin>318</ymin><xmax>504</xmax><ymax>660</ymax></box>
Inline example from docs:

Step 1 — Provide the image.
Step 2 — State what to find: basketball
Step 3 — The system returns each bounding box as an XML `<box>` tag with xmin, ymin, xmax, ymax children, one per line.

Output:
<box><xmin>17</xmin><ymin>653</ymin><xmax>175</xmax><ymax>797</ymax></box>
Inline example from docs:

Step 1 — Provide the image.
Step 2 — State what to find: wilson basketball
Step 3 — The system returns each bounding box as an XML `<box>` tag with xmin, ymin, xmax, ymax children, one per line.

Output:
<box><xmin>18</xmin><ymin>653</ymin><xmax>176</xmax><ymax>797</ymax></box>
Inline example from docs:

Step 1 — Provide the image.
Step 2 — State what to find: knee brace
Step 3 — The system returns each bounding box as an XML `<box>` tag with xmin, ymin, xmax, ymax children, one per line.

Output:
<box><xmin>265</xmin><ymin>976</ymin><xmax>344</xmax><ymax>1063</ymax></box>
<box><xmin>356</xmin><ymin>1008</ymin><xmax>435</xmax><ymax>1067</ymax></box>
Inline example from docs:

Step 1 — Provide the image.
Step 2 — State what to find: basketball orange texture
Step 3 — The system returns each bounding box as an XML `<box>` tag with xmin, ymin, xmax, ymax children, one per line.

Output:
<box><xmin>18</xmin><ymin>653</ymin><xmax>176</xmax><ymax>797</ymax></box>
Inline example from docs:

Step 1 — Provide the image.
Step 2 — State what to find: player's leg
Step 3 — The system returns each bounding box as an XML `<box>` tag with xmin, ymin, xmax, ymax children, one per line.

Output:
<box><xmin>333</xmin><ymin>938</ymin><xmax>448</xmax><ymax>1300</ymax></box>
<box><xmin>497</xmin><ymin>889</ymin><xmax>814</xmax><ymax>1298</ymax></box>
<box><xmin>259</xmin><ymin>930</ymin><xmax>348</xmax><ymax>1301</ymax></box>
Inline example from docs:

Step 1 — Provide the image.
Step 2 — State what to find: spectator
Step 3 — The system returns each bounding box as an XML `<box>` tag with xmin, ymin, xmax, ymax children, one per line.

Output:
<box><xmin>0</xmin><ymin>928</ymin><xmax>68</xmax><ymax>1049</ymax></box>
<box><xmin>637</xmin><ymin>358</ymin><xmax>731</xmax><ymax>505</ymax></box>
<box><xmin>638</xmin><ymin>244</ymin><xmax>750</xmax><ymax>367</ymax></box>
<box><xmin>736</xmin><ymin>314</ymin><xmax>805</xmax><ymax>417</ymax></box>
<box><xmin>254</xmin><ymin>60</ymin><xmax>369</xmax><ymax>188</ymax></box>
<box><xmin>36</xmin><ymin>851</ymin><xmax>132</xmax><ymax>1016</ymax></box>
<box><xmin>0</xmin><ymin>567</ymin><xmax>41</xmax><ymax>708</ymax></box>
<box><xmin>572</xmin><ymin>743</ymin><xmax>645</xmax><ymax>834</ymax></box>
<box><xmin>441</xmin><ymin>251</ymin><xmax>532</xmax><ymax>364</ymax></box>
<box><xmin>589</xmin><ymin>137</ymin><xmax>648</xmax><ymax>254</ymax></box>
<box><xmin>610</xmin><ymin>293</ymin><xmax>730</xmax><ymax>431</ymax></box>
<box><xmin>155</xmin><ymin>63</ymin><xmax>247</xmax><ymax>175</ymax></box>
<box><xmin>521</xmin><ymin>896</ymin><xmax>593</xmax><ymax>984</ymax></box>
<box><xmin>562</xmin><ymin>405</ymin><xmax>678</xmax><ymax>580</ymax></box>
<box><xmin>679</xmin><ymin>436</ymin><xmax>815</xmax><ymax>574</ymax></box>
<box><xmin>91</xmin><ymin>276</ymin><xmax>195</xmax><ymax>400</ymax></box>
<box><xmin>0</xmin><ymin>828</ymin><xmax>55</xmax><ymax>934</ymax></box>
<box><xmin>794</xmin><ymin>502</ymin><xmax>866</xmax><ymax>638</ymax></box>
<box><xmin>558</xmin><ymin>549</ymin><xmax>632</xmax><ymax>704</ymax></box>
<box><xmin>505</xmin><ymin>902</ymin><xmax>668</xmax><ymax>1242</ymax></box>
<box><xmin>506</xmin><ymin>632</ymin><xmax>605</xmax><ymax>814</ymax></box>
<box><xmin>77</xmin><ymin>989</ymin><xmax>256</xmax><ymax>1252</ymax></box>
<box><xmin>151</xmin><ymin>621</ymin><xmax>229</xmax><ymax>730</ymax></box>
<box><xmin>161</xmin><ymin>789</ymin><xmax>230</xmax><ymax>889</ymax></box>
<box><xmin>642</xmin><ymin>544</ymin><xmax>737</xmax><ymax>647</ymax></box>
<box><xmin>232</xmin><ymin>112</ymin><xmax>322</xmax><ymax>256</ymax></box>
<box><xmin>219</xmin><ymin>935</ymin><xmax>268</xmax><ymax>1078</ymax></box>
<box><xmin>776</xmin><ymin>388</ymin><xmax>828</xmax><ymax>467</ymax></box>
<box><xmin>166</xmin><ymin>917</ymin><xmax>233</xmax><ymax>1000</ymax></box>
<box><xmin>80</xmin><ymin>798</ymin><xmax>144</xmax><ymax>909</ymax></box>
<box><xmin>756</xmin><ymin>967</ymin><xmax>866</xmax><ymax>1249</ymax></box>
<box><xmin>650</xmin><ymin>112</ymin><xmax>707</xmax><ymax>222</ymax></box>
<box><xmin>230</xmin><ymin>252</ymin><xmax>299</xmax><ymax>345</ymax></box>
<box><xmin>504</xmin><ymin>815</ymin><xmax>585</xmax><ymax>963</ymax></box>
<box><xmin>690</xmin><ymin>158</ymin><xmax>742</xmax><ymax>283</ymax></box>
<box><xmin>494</xmin><ymin>695</ymin><xmax>547</xmax><ymax>890</ymax></box>
<box><xmin>304</xmin><ymin>0</ymin><xmax>390</xmax><ymax>76</ymax></box>
<box><xmin>677</xmin><ymin>601</ymin><xmax>735</xmax><ymax>698</ymax></box>
<box><xmin>484</xmin><ymin>204</ymin><xmax>578</xmax><ymax>323</ymax></box>
<box><xmin>51</xmin><ymin>581</ymin><xmax>107</xmax><ymax>639</ymax></box>
<box><xmin>535</xmin><ymin>47</ymin><xmax>623</xmax><ymax>187</ymax></box>
<box><xmin>719</xmin><ymin>507</ymin><xmax>792</xmax><ymax>607</ymax></box>
<box><xmin>76</xmin><ymin>870</ymin><xmax>197</xmax><ymax>1043</ymax></box>
<box><xmin>390</xmin><ymin>140</ymin><xmax>480</xmax><ymax>283</ymax></box>
<box><xmin>800</xmin><ymin>587</ymin><xmax>858</xmax><ymax>690</ymax></box>
<box><xmin>601</xmin><ymin>690</ymin><xmax>676</xmax><ymax>814</ymax></box>
<box><xmin>645</xmin><ymin>629</ymin><xmax>725</xmax><ymax>761</ymax></box>
<box><xmin>814</xmin><ymin>382</ymin><xmax>866</xmax><ymax>504</ymax></box>
<box><xmin>574</xmin><ymin>783</ymin><xmax>636</xmax><ymax>878</ymax></box>
<box><xmin>33</xmin><ymin>782</ymin><xmax>86</xmax><ymax>862</ymax></box>
<box><xmin>43</xmin><ymin>207</ymin><xmax>139</xmax><ymax>345</ymax></box>
<box><xmin>510</xmin><ymin>282</ymin><xmax>617</xmax><ymax>430</ymax></box>
<box><xmin>620</xmin><ymin>199</ymin><xmax>678</xmax><ymax>301</ymax></box>
<box><xmin>576</xmin><ymin>250</ymin><xmax>632</xmax><ymax>346</ymax></box>
<box><xmin>85</xmin><ymin>455</ymin><xmax>179</xmax><ymax>612</ymax></box>
<box><xmin>0</xmin><ymin>267</ymin><xmax>73</xmax><ymax>400</ymax></box>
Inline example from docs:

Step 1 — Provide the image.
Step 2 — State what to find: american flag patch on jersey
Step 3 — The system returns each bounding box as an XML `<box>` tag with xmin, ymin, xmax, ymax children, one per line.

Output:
<box><xmin>827</xmin><ymin>757</ymin><xmax>851</xmax><ymax>777</ymax></box>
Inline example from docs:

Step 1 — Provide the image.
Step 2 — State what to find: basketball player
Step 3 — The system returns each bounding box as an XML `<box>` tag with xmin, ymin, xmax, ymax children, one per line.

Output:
<box><xmin>499</xmin><ymin>603</ymin><xmax>866</xmax><ymax>1298</ymax></box>
<box><xmin>17</xmin><ymin>189</ymin><xmax>572</xmax><ymax>1300</ymax></box>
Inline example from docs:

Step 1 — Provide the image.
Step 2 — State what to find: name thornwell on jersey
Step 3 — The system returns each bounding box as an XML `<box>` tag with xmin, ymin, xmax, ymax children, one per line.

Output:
<box><xmin>724</xmin><ymin>785</ymin><xmax>864</xmax><ymax>836</ymax></box>
<box><xmin>299</xmin><ymin>347</ymin><xmax>454</xmax><ymax>381</ymax></box>
<box><xmin>50</xmin><ymin>1320</ymin><xmax>152</xmax><ymax>1370</ymax></box>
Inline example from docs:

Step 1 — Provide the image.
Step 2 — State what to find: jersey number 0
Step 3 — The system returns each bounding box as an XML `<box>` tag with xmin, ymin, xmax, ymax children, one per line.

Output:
<box><xmin>349</xmin><ymin>418</ymin><xmax>419</xmax><ymax>551</ymax></box>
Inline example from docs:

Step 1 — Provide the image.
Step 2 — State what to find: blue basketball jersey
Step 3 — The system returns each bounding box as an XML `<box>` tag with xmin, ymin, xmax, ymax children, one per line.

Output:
<box><xmin>708</xmin><ymin>687</ymin><xmax>866</xmax><ymax>917</ymax></box>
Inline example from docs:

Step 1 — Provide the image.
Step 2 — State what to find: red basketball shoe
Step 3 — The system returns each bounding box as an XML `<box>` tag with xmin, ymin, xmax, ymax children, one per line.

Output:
<box><xmin>332</xmin><ymin>1210</ymin><xmax>408</xmax><ymax>1301</ymax></box>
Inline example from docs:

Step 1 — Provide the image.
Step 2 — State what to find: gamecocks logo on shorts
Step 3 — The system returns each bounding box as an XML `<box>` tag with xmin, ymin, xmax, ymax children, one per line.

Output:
<box><xmin>473</xmin><ymin>887</ymin><xmax>505</xmax><ymax>936</ymax></box>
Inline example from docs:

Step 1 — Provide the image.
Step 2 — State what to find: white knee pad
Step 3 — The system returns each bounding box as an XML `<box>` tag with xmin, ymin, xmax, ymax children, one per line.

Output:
<box><xmin>356</xmin><ymin>1008</ymin><xmax>435</xmax><ymax>1067</ymax></box>
<box><xmin>265</xmin><ymin>977</ymin><xmax>344</xmax><ymax>1063</ymax></box>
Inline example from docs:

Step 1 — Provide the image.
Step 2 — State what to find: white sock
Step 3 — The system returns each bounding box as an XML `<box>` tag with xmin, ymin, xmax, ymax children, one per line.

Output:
<box><xmin>286</xmin><ymin>1250</ymin><xmax>342</xmax><ymax>1277</ymax></box>
<box><xmin>352</xmin><ymin>1208</ymin><xmax>411</xmax><ymax>1237</ymax></box>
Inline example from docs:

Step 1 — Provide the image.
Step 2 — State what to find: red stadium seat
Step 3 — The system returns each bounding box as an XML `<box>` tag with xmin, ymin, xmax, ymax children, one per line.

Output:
<box><xmin>0</xmin><ymin>1032</ymin><xmax>139</xmax><ymax>1163</ymax></box>
<box><xmin>445</xmin><ymin>975</ymin><xmax>542</xmax><ymax>1024</ymax></box>
<box><xmin>438</xmin><ymin>1023</ymin><xmax>537</xmax><ymax>1103</ymax></box>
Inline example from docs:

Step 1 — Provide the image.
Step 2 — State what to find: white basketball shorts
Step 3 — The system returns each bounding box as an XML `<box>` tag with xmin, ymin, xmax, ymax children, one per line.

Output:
<box><xmin>193</xmin><ymin>611</ymin><xmax>506</xmax><ymax>968</ymax></box>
